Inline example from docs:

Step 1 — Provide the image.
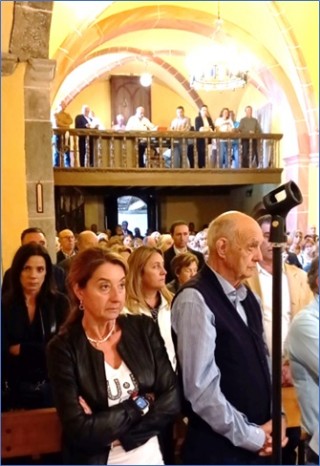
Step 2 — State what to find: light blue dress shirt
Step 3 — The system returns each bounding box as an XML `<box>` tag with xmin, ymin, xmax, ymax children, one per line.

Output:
<box><xmin>171</xmin><ymin>268</ymin><xmax>267</xmax><ymax>452</ymax></box>
<box><xmin>285</xmin><ymin>294</ymin><xmax>319</xmax><ymax>454</ymax></box>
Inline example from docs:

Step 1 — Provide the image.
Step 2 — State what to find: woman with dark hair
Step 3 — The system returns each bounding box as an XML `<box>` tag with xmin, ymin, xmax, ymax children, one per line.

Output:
<box><xmin>1</xmin><ymin>243</ymin><xmax>69</xmax><ymax>410</ymax></box>
<box><xmin>46</xmin><ymin>247</ymin><xmax>179</xmax><ymax>465</ymax></box>
<box><xmin>124</xmin><ymin>246</ymin><xmax>177</xmax><ymax>464</ymax></box>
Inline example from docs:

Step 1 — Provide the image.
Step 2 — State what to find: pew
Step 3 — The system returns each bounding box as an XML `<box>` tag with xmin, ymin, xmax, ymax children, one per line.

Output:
<box><xmin>1</xmin><ymin>408</ymin><xmax>62</xmax><ymax>460</ymax></box>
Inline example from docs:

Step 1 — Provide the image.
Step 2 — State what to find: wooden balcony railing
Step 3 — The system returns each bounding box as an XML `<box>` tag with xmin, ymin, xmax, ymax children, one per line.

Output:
<box><xmin>52</xmin><ymin>129</ymin><xmax>282</xmax><ymax>171</ymax></box>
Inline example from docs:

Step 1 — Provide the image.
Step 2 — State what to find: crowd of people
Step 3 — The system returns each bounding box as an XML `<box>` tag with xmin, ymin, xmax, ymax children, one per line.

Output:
<box><xmin>1</xmin><ymin>217</ymin><xmax>318</xmax><ymax>465</ymax></box>
<box><xmin>51</xmin><ymin>103</ymin><xmax>263</xmax><ymax>169</ymax></box>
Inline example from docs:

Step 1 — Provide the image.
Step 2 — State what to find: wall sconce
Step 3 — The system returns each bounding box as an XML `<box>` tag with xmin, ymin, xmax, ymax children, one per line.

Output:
<box><xmin>36</xmin><ymin>182</ymin><xmax>44</xmax><ymax>213</ymax></box>
<box><xmin>140</xmin><ymin>72</ymin><xmax>152</xmax><ymax>87</ymax></box>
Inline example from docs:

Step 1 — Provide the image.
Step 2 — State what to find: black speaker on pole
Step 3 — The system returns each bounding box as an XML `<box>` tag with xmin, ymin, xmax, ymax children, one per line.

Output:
<box><xmin>262</xmin><ymin>181</ymin><xmax>303</xmax><ymax>464</ymax></box>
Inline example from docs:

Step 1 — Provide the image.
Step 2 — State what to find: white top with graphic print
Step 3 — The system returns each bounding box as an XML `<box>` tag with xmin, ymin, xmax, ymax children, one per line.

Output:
<box><xmin>105</xmin><ymin>360</ymin><xmax>163</xmax><ymax>465</ymax></box>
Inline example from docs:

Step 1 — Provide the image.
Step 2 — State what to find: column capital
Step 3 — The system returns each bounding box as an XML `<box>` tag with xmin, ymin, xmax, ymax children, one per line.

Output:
<box><xmin>25</xmin><ymin>58</ymin><xmax>56</xmax><ymax>86</ymax></box>
<box><xmin>1</xmin><ymin>52</ymin><xmax>18</xmax><ymax>76</ymax></box>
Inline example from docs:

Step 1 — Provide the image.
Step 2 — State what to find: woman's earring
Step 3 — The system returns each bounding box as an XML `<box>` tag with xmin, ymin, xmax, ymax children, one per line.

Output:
<box><xmin>79</xmin><ymin>300</ymin><xmax>84</xmax><ymax>311</ymax></box>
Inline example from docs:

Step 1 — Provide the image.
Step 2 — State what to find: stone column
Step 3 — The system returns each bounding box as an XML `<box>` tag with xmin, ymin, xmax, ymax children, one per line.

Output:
<box><xmin>1</xmin><ymin>52</ymin><xmax>18</xmax><ymax>76</ymax></box>
<box><xmin>24</xmin><ymin>58</ymin><xmax>57</xmax><ymax>261</ymax></box>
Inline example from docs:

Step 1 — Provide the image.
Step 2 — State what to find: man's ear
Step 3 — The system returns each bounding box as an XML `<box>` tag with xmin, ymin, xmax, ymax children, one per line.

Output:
<box><xmin>216</xmin><ymin>237</ymin><xmax>228</xmax><ymax>258</ymax></box>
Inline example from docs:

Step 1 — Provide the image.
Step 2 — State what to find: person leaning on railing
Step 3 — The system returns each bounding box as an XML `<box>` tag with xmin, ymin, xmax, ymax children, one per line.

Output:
<box><xmin>238</xmin><ymin>105</ymin><xmax>262</xmax><ymax>168</ymax></box>
<box><xmin>51</xmin><ymin>101</ymin><xmax>73</xmax><ymax>168</ymax></box>
<box><xmin>194</xmin><ymin>105</ymin><xmax>215</xmax><ymax>168</ymax></box>
<box><xmin>126</xmin><ymin>106</ymin><xmax>158</xmax><ymax>168</ymax></box>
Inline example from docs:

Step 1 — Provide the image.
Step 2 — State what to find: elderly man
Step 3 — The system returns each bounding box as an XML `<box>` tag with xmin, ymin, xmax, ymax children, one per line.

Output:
<box><xmin>58</xmin><ymin>230</ymin><xmax>98</xmax><ymax>274</ymax></box>
<box><xmin>126</xmin><ymin>106</ymin><xmax>157</xmax><ymax>167</ymax></box>
<box><xmin>75</xmin><ymin>105</ymin><xmax>93</xmax><ymax>167</ymax></box>
<box><xmin>171</xmin><ymin>211</ymin><xmax>288</xmax><ymax>464</ymax></box>
<box><xmin>238</xmin><ymin>105</ymin><xmax>262</xmax><ymax>168</ymax></box>
<box><xmin>57</xmin><ymin>229</ymin><xmax>76</xmax><ymax>264</ymax></box>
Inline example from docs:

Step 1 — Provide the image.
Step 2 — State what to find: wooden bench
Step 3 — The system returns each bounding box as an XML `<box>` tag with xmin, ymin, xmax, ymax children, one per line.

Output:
<box><xmin>1</xmin><ymin>408</ymin><xmax>62</xmax><ymax>459</ymax></box>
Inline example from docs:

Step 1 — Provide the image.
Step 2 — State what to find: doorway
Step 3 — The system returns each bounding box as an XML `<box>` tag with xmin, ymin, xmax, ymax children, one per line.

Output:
<box><xmin>104</xmin><ymin>188</ymin><xmax>160</xmax><ymax>236</ymax></box>
<box><xmin>117</xmin><ymin>196</ymin><xmax>148</xmax><ymax>237</ymax></box>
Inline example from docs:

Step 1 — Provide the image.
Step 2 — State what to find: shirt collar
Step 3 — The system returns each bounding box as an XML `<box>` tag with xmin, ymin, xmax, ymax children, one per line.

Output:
<box><xmin>173</xmin><ymin>245</ymin><xmax>188</xmax><ymax>255</ymax></box>
<box><xmin>208</xmin><ymin>265</ymin><xmax>247</xmax><ymax>305</ymax></box>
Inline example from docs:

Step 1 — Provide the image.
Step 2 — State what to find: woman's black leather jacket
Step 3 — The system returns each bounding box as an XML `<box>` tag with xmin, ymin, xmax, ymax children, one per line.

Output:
<box><xmin>47</xmin><ymin>314</ymin><xmax>180</xmax><ymax>464</ymax></box>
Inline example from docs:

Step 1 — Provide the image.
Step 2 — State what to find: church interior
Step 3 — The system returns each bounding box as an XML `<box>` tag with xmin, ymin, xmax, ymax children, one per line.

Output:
<box><xmin>2</xmin><ymin>1</ymin><xmax>319</xmax><ymax>268</ymax></box>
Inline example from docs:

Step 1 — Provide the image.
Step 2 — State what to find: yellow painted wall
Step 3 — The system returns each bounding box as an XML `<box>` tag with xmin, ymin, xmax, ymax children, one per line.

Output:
<box><xmin>151</xmin><ymin>82</ymin><xmax>196</xmax><ymax>127</ymax></box>
<box><xmin>282</xmin><ymin>1</ymin><xmax>319</xmax><ymax>102</ymax></box>
<box><xmin>1</xmin><ymin>1</ymin><xmax>14</xmax><ymax>53</ymax></box>
<box><xmin>2</xmin><ymin>63</ymin><xmax>28</xmax><ymax>271</ymax></box>
<box><xmin>65</xmin><ymin>80</ymin><xmax>111</xmax><ymax>129</ymax></box>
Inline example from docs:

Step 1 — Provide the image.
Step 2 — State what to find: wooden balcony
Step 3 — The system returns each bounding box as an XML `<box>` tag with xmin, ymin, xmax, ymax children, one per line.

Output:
<box><xmin>53</xmin><ymin>129</ymin><xmax>283</xmax><ymax>188</ymax></box>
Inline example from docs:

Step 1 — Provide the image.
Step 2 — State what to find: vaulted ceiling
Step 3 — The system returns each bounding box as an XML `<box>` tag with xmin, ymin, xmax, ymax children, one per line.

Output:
<box><xmin>49</xmin><ymin>0</ymin><xmax>318</xmax><ymax>134</ymax></box>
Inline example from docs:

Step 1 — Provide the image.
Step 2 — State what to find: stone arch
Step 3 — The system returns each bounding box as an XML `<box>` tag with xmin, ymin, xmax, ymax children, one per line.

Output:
<box><xmin>55</xmin><ymin>47</ymin><xmax>204</xmax><ymax>110</ymax></box>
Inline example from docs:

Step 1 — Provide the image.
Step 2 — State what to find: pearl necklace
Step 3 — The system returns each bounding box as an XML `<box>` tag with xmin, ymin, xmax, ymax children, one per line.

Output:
<box><xmin>85</xmin><ymin>322</ymin><xmax>116</xmax><ymax>346</ymax></box>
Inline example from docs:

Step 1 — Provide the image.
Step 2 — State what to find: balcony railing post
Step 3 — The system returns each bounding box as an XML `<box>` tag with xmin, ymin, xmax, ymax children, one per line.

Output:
<box><xmin>158</xmin><ymin>137</ymin><xmax>164</xmax><ymax>168</ymax></box>
<box><xmin>134</xmin><ymin>137</ymin><xmax>139</xmax><ymax>168</ymax></box>
<box><xmin>110</xmin><ymin>136</ymin><xmax>115</xmax><ymax>168</ymax></box>
<box><xmin>97</xmin><ymin>135</ymin><xmax>102</xmax><ymax>168</ymax></box>
<box><xmin>181</xmin><ymin>138</ymin><xmax>187</xmax><ymax>168</ymax></box>
<box><xmin>194</xmin><ymin>138</ymin><xmax>198</xmax><ymax>169</ymax></box>
<box><xmin>121</xmin><ymin>136</ymin><xmax>127</xmax><ymax>168</ymax></box>
<box><xmin>85</xmin><ymin>135</ymin><xmax>90</xmax><ymax>167</ymax></box>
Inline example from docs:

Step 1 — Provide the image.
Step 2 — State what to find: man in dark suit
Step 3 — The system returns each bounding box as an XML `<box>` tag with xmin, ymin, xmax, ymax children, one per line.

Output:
<box><xmin>75</xmin><ymin>105</ymin><xmax>94</xmax><ymax>167</ymax></box>
<box><xmin>195</xmin><ymin>105</ymin><xmax>215</xmax><ymax>168</ymax></box>
<box><xmin>164</xmin><ymin>220</ymin><xmax>204</xmax><ymax>283</ymax></box>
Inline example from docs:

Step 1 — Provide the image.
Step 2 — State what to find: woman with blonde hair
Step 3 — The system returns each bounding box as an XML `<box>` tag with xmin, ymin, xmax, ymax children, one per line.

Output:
<box><xmin>124</xmin><ymin>246</ymin><xmax>176</xmax><ymax>464</ymax></box>
<box><xmin>124</xmin><ymin>246</ymin><xmax>175</xmax><ymax>369</ymax></box>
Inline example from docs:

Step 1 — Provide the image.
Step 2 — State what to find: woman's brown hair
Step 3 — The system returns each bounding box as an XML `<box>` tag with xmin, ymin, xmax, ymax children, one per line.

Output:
<box><xmin>170</xmin><ymin>252</ymin><xmax>199</xmax><ymax>278</ymax></box>
<box><xmin>62</xmin><ymin>247</ymin><xmax>128</xmax><ymax>330</ymax></box>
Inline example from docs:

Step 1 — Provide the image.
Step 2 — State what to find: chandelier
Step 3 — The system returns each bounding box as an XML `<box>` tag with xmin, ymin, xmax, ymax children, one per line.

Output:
<box><xmin>187</xmin><ymin>3</ymin><xmax>251</xmax><ymax>91</ymax></box>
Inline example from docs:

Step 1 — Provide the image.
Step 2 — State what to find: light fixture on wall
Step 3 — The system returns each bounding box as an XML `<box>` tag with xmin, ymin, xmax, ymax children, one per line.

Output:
<box><xmin>140</xmin><ymin>59</ymin><xmax>152</xmax><ymax>87</ymax></box>
<box><xmin>140</xmin><ymin>72</ymin><xmax>152</xmax><ymax>87</ymax></box>
<box><xmin>36</xmin><ymin>181</ymin><xmax>44</xmax><ymax>213</ymax></box>
<box><xmin>186</xmin><ymin>1</ymin><xmax>252</xmax><ymax>91</ymax></box>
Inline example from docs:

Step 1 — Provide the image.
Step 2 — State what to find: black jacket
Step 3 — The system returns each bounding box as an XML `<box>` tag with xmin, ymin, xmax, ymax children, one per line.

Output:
<box><xmin>47</xmin><ymin>314</ymin><xmax>180</xmax><ymax>465</ymax></box>
<box><xmin>194</xmin><ymin>115</ymin><xmax>215</xmax><ymax>168</ymax></box>
<box><xmin>2</xmin><ymin>291</ymin><xmax>69</xmax><ymax>409</ymax></box>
